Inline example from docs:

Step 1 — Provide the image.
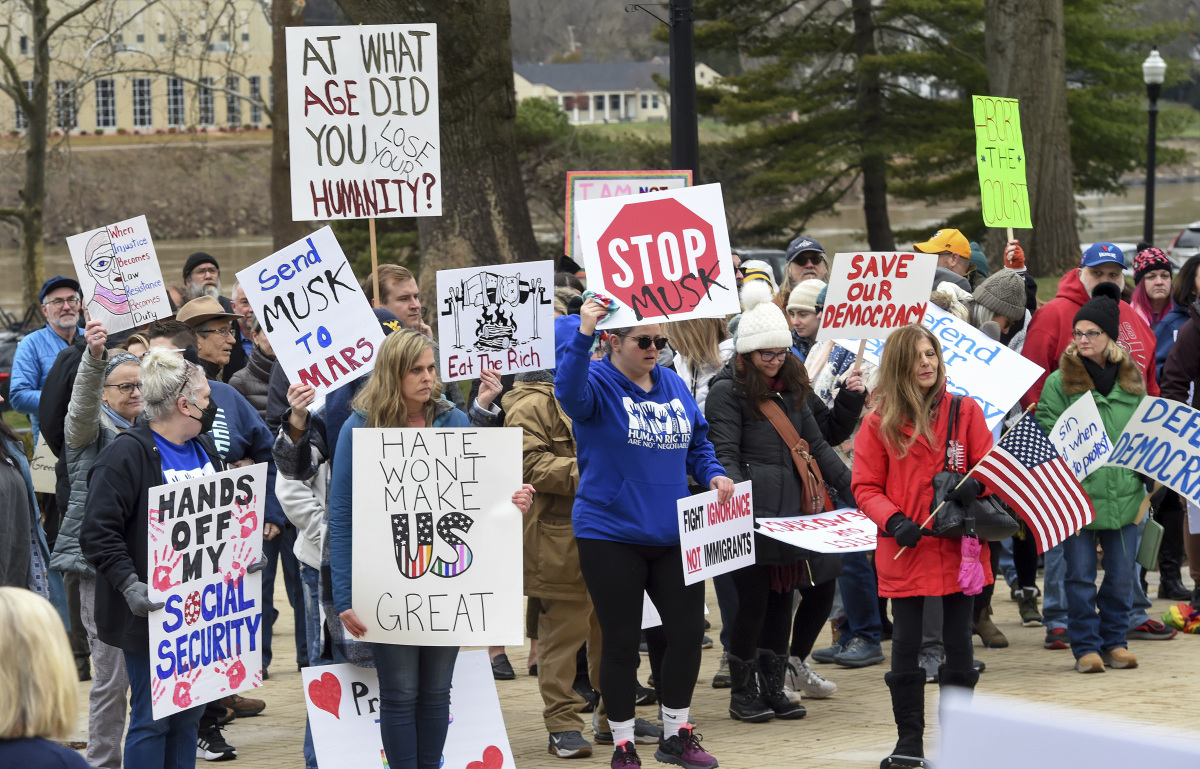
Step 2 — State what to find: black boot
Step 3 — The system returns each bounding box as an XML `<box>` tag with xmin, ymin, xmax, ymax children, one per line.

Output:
<box><xmin>727</xmin><ymin>653</ymin><xmax>774</xmax><ymax>723</ymax></box>
<box><xmin>881</xmin><ymin>670</ymin><xmax>928</xmax><ymax>769</ymax></box>
<box><xmin>756</xmin><ymin>649</ymin><xmax>806</xmax><ymax>719</ymax></box>
<box><xmin>1155</xmin><ymin>496</ymin><xmax>1191</xmax><ymax>600</ymax></box>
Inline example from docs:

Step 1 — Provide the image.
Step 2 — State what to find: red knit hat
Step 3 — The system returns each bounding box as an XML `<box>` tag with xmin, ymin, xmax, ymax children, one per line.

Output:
<box><xmin>1134</xmin><ymin>247</ymin><xmax>1172</xmax><ymax>283</ymax></box>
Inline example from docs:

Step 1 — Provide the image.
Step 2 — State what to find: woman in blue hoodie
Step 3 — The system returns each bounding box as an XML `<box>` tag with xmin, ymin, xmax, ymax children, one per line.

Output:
<box><xmin>557</xmin><ymin>299</ymin><xmax>733</xmax><ymax>769</ymax></box>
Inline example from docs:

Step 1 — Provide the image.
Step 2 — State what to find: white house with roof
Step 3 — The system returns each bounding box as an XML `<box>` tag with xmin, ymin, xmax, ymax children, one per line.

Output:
<box><xmin>512</xmin><ymin>59</ymin><xmax>722</xmax><ymax>124</ymax></box>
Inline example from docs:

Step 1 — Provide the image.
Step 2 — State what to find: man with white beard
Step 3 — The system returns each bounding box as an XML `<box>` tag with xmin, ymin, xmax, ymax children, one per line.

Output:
<box><xmin>182</xmin><ymin>252</ymin><xmax>247</xmax><ymax>381</ymax></box>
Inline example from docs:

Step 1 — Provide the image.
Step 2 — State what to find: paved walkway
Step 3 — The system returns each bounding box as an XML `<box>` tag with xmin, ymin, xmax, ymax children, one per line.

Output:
<box><xmin>67</xmin><ymin>574</ymin><xmax>1200</xmax><ymax>767</ymax></box>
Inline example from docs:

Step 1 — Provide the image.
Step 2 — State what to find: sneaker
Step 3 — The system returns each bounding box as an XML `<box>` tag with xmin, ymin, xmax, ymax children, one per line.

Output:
<box><xmin>655</xmin><ymin>725</ymin><xmax>718</xmax><ymax>769</ymax></box>
<box><xmin>197</xmin><ymin>724</ymin><xmax>237</xmax><ymax>761</ymax></box>
<box><xmin>972</xmin><ymin>659</ymin><xmax>986</xmax><ymax>674</ymax></box>
<box><xmin>918</xmin><ymin>648</ymin><xmax>943</xmax><ymax>684</ymax></box>
<box><xmin>711</xmin><ymin>652</ymin><xmax>730</xmax><ymax>689</ymax></box>
<box><xmin>574</xmin><ymin>678</ymin><xmax>599</xmax><ymax>714</ymax></box>
<box><xmin>786</xmin><ymin>656</ymin><xmax>836</xmax><ymax>698</ymax></box>
<box><xmin>1101</xmin><ymin>647</ymin><xmax>1138</xmax><ymax>669</ymax></box>
<box><xmin>1016</xmin><ymin>588</ymin><xmax>1042</xmax><ymax>627</ymax></box>
<box><xmin>491</xmin><ymin>653</ymin><xmax>516</xmax><ymax>680</ymax></box>
<box><xmin>594</xmin><ymin>715</ymin><xmax>663</xmax><ymax>745</ymax></box>
<box><xmin>700</xmin><ymin>635</ymin><xmax>713</xmax><ymax>650</ymax></box>
<box><xmin>1127</xmin><ymin>619</ymin><xmax>1177</xmax><ymax>641</ymax></box>
<box><xmin>635</xmin><ymin>683</ymin><xmax>657</xmax><ymax>706</ymax></box>
<box><xmin>611</xmin><ymin>741</ymin><xmax>642</xmax><ymax>768</ymax></box>
<box><xmin>810</xmin><ymin>642</ymin><xmax>843</xmax><ymax>664</ymax></box>
<box><xmin>219</xmin><ymin>693</ymin><xmax>265</xmax><ymax>718</ymax></box>
<box><xmin>833</xmin><ymin>637</ymin><xmax>885</xmax><ymax>668</ymax></box>
<box><xmin>1074</xmin><ymin>652</ymin><xmax>1105</xmax><ymax>674</ymax></box>
<box><xmin>548</xmin><ymin>730</ymin><xmax>593</xmax><ymax>758</ymax></box>
<box><xmin>1043</xmin><ymin>627</ymin><xmax>1070</xmax><ymax>650</ymax></box>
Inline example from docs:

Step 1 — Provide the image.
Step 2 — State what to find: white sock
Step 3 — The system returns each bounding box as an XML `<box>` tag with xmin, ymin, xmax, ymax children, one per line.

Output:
<box><xmin>661</xmin><ymin>706</ymin><xmax>689</xmax><ymax>738</ymax></box>
<box><xmin>609</xmin><ymin>717</ymin><xmax>636</xmax><ymax>746</ymax></box>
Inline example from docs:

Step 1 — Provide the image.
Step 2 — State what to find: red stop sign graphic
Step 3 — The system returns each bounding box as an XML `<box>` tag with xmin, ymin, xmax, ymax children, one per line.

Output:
<box><xmin>598</xmin><ymin>198</ymin><xmax>725</xmax><ymax>321</ymax></box>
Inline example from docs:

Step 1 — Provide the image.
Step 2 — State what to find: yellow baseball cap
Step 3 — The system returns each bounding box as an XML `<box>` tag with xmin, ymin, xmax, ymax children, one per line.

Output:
<box><xmin>914</xmin><ymin>229</ymin><xmax>970</xmax><ymax>259</ymax></box>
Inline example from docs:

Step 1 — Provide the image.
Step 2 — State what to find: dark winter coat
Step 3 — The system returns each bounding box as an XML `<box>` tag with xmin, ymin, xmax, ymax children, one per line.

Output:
<box><xmin>1159</xmin><ymin>300</ymin><xmax>1200</xmax><ymax>406</ymax></box>
<box><xmin>1155</xmin><ymin>302</ymin><xmax>1192</xmax><ymax>386</ymax></box>
<box><xmin>229</xmin><ymin>345</ymin><xmax>275</xmax><ymax>420</ymax></box>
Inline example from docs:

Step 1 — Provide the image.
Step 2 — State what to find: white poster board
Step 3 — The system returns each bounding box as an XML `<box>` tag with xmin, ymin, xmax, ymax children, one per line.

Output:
<box><xmin>564</xmin><ymin>171</ymin><xmax>692</xmax><ymax>261</ymax></box>
<box><xmin>575</xmin><ymin>183</ymin><xmax>740</xmax><ymax>328</ymax></box>
<box><xmin>235</xmin><ymin>227</ymin><xmax>385</xmax><ymax>399</ymax></box>
<box><xmin>757</xmin><ymin>509</ymin><xmax>877</xmax><ymax>553</ymax></box>
<box><xmin>30</xmin><ymin>439</ymin><xmax>57</xmax><ymax>494</ymax></box>
<box><xmin>1050</xmin><ymin>391</ymin><xmax>1112</xmax><ymax>480</ymax></box>
<box><xmin>677</xmin><ymin>481</ymin><xmax>754</xmax><ymax>585</ymax></box>
<box><xmin>304</xmin><ymin>651</ymin><xmax>516</xmax><ymax>769</ymax></box>
<box><xmin>147</xmin><ymin>465</ymin><xmax>267</xmax><ymax>720</ymax></box>
<box><xmin>816</xmin><ymin>252</ymin><xmax>937</xmax><ymax>342</ymax></box>
<box><xmin>351</xmin><ymin>428</ymin><xmax>523</xmax><ymax>645</ymax></box>
<box><xmin>835</xmin><ymin>305</ymin><xmax>1044</xmax><ymax>429</ymax></box>
<box><xmin>286</xmin><ymin>24</ymin><xmax>440</xmax><ymax>221</ymax></box>
<box><xmin>65</xmin><ymin>215</ymin><xmax>171</xmax><ymax>333</ymax></box>
<box><xmin>1108</xmin><ymin>397</ymin><xmax>1200</xmax><ymax>507</ymax></box>
<box><xmin>436</xmin><ymin>260</ymin><xmax>556</xmax><ymax>382</ymax></box>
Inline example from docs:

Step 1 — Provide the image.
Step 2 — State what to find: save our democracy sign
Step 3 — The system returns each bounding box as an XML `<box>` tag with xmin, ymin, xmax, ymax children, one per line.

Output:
<box><xmin>286</xmin><ymin>24</ymin><xmax>440</xmax><ymax>220</ymax></box>
<box><xmin>974</xmin><ymin>95</ymin><xmax>1032</xmax><ymax>229</ymax></box>
<box><xmin>236</xmin><ymin>227</ymin><xmax>385</xmax><ymax>399</ymax></box>
<box><xmin>147</xmin><ymin>465</ymin><xmax>267</xmax><ymax>720</ymax></box>
<box><xmin>1050</xmin><ymin>391</ymin><xmax>1112</xmax><ymax>480</ymax></box>
<box><xmin>352</xmin><ymin>428</ymin><xmax>524</xmax><ymax>645</ymax></box>
<box><xmin>1107</xmin><ymin>397</ymin><xmax>1200</xmax><ymax>506</ymax></box>
<box><xmin>575</xmin><ymin>183</ymin><xmax>740</xmax><ymax>328</ymax></box>
<box><xmin>816</xmin><ymin>252</ymin><xmax>938</xmax><ymax>342</ymax></box>
<box><xmin>66</xmin><ymin>215</ymin><xmax>171</xmax><ymax>334</ymax></box>
<box><xmin>757</xmin><ymin>509</ymin><xmax>877</xmax><ymax>554</ymax></box>
<box><xmin>677</xmin><ymin>481</ymin><xmax>754</xmax><ymax>585</ymax></box>
<box><xmin>564</xmin><ymin>170</ymin><xmax>692</xmax><ymax>263</ymax></box>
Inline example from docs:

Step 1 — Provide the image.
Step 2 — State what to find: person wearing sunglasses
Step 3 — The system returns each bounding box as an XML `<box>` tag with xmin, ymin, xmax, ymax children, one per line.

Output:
<box><xmin>556</xmin><ymin>298</ymin><xmax>733</xmax><ymax>769</ymax></box>
<box><xmin>783</xmin><ymin>236</ymin><xmax>828</xmax><ymax>295</ymax></box>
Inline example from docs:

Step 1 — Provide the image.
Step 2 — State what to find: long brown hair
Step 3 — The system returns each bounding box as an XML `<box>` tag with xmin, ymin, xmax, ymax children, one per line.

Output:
<box><xmin>735</xmin><ymin>351</ymin><xmax>812</xmax><ymax>420</ymax></box>
<box><xmin>351</xmin><ymin>330</ymin><xmax>443</xmax><ymax>428</ymax></box>
<box><xmin>874</xmin><ymin>324</ymin><xmax>946</xmax><ymax>456</ymax></box>
<box><xmin>665</xmin><ymin>318</ymin><xmax>729</xmax><ymax>371</ymax></box>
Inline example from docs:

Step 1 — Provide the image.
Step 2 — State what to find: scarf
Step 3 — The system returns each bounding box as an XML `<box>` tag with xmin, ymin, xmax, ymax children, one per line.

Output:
<box><xmin>1082</xmin><ymin>357</ymin><xmax>1119</xmax><ymax>397</ymax></box>
<box><xmin>102</xmin><ymin>403</ymin><xmax>134</xmax><ymax>431</ymax></box>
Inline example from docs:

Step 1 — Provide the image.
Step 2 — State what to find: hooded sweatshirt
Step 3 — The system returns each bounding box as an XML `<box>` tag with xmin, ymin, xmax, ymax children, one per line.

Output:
<box><xmin>555</xmin><ymin>329</ymin><xmax>725</xmax><ymax>546</ymax></box>
<box><xmin>1019</xmin><ymin>269</ymin><xmax>1159</xmax><ymax>409</ymax></box>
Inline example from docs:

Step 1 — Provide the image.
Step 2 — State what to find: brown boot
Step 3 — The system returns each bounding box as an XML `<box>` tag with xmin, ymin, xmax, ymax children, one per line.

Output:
<box><xmin>972</xmin><ymin>605</ymin><xmax>1008</xmax><ymax>649</ymax></box>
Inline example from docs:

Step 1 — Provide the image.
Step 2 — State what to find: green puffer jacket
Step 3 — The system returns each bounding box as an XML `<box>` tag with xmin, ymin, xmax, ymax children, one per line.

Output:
<box><xmin>1035</xmin><ymin>345</ymin><xmax>1146</xmax><ymax>530</ymax></box>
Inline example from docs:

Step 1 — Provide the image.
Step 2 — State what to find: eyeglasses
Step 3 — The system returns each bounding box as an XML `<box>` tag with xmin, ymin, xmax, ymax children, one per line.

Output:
<box><xmin>790</xmin><ymin>254</ymin><xmax>824</xmax><ymax>266</ymax></box>
<box><xmin>756</xmin><ymin>349</ymin><xmax>789</xmax><ymax>362</ymax></box>
<box><xmin>191</xmin><ymin>267</ymin><xmax>219</xmax><ymax>278</ymax></box>
<box><xmin>196</xmin><ymin>326</ymin><xmax>235</xmax><ymax>338</ymax></box>
<box><xmin>104</xmin><ymin>382</ymin><xmax>143</xmax><ymax>395</ymax></box>
<box><xmin>44</xmin><ymin>297</ymin><xmax>81</xmax><ymax>309</ymax></box>
<box><xmin>623</xmin><ymin>335</ymin><xmax>668</xmax><ymax>351</ymax></box>
<box><xmin>1071</xmin><ymin>329</ymin><xmax>1105</xmax><ymax>340</ymax></box>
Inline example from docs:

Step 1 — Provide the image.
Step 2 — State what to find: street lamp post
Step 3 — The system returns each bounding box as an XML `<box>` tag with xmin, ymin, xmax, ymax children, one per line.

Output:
<box><xmin>1143</xmin><ymin>48</ymin><xmax>1167</xmax><ymax>245</ymax></box>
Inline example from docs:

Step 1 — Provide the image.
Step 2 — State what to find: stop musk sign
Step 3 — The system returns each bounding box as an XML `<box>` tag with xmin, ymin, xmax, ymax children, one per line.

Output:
<box><xmin>576</xmin><ymin>183</ymin><xmax>739</xmax><ymax>328</ymax></box>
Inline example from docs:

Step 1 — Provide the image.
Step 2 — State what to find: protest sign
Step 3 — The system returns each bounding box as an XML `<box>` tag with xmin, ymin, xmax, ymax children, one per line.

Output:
<box><xmin>436</xmin><ymin>260</ymin><xmax>555</xmax><ymax>382</ymax></box>
<box><xmin>304</xmin><ymin>651</ymin><xmax>516</xmax><ymax>769</ymax></box>
<box><xmin>973</xmin><ymin>95</ymin><xmax>1032</xmax><ymax>229</ymax></box>
<box><xmin>65</xmin><ymin>215</ymin><xmax>170</xmax><ymax>333</ymax></box>
<box><xmin>564</xmin><ymin>170</ymin><xmax>692</xmax><ymax>262</ymax></box>
<box><xmin>286</xmin><ymin>24</ymin><xmax>440</xmax><ymax>221</ymax></box>
<box><xmin>677</xmin><ymin>481</ymin><xmax>754</xmax><ymax>585</ymax></box>
<box><xmin>352</xmin><ymin>427</ymin><xmax>523</xmax><ymax>645</ymax></box>
<box><xmin>1107</xmin><ymin>397</ymin><xmax>1200</xmax><ymax>507</ymax></box>
<box><xmin>236</xmin><ymin>227</ymin><xmax>385</xmax><ymax>399</ymax></box>
<box><xmin>816</xmin><ymin>252</ymin><xmax>938</xmax><ymax>342</ymax></box>
<box><xmin>757</xmin><ymin>509</ymin><xmax>877</xmax><ymax>553</ymax></box>
<box><xmin>30</xmin><ymin>439</ymin><xmax>57</xmax><ymax>494</ymax></box>
<box><xmin>1050</xmin><ymin>391</ymin><xmax>1112</xmax><ymax>480</ymax></box>
<box><xmin>147</xmin><ymin>464</ymin><xmax>266</xmax><ymax>720</ymax></box>
<box><xmin>575</xmin><ymin>183</ymin><xmax>739</xmax><ymax>328</ymax></box>
<box><xmin>835</xmin><ymin>305</ymin><xmax>1043</xmax><ymax>429</ymax></box>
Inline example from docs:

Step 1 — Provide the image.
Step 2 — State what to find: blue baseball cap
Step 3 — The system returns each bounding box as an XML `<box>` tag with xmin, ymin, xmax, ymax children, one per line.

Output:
<box><xmin>1080</xmin><ymin>242</ymin><xmax>1124</xmax><ymax>268</ymax></box>
<box><xmin>39</xmin><ymin>275</ymin><xmax>81</xmax><ymax>303</ymax></box>
<box><xmin>785</xmin><ymin>236</ymin><xmax>826</xmax><ymax>263</ymax></box>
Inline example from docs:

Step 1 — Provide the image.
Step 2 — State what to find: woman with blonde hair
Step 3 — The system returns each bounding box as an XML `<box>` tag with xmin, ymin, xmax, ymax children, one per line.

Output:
<box><xmin>328</xmin><ymin>329</ymin><xmax>533</xmax><ymax>769</ymax></box>
<box><xmin>0</xmin><ymin>587</ymin><xmax>90</xmax><ymax>767</ymax></box>
<box><xmin>665</xmin><ymin>317</ymin><xmax>734</xmax><ymax>414</ymax></box>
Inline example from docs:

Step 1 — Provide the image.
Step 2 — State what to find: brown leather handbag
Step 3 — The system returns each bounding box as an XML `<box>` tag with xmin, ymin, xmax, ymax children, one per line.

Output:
<box><xmin>760</xmin><ymin>399</ymin><xmax>830</xmax><ymax>516</ymax></box>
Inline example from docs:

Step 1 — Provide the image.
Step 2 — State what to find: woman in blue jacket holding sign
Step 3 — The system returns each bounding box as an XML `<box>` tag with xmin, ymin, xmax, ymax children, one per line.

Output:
<box><xmin>556</xmin><ymin>299</ymin><xmax>733</xmax><ymax>769</ymax></box>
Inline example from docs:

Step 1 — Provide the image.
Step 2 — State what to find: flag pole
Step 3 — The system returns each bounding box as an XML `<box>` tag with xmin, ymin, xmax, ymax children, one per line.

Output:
<box><xmin>894</xmin><ymin>403</ymin><xmax>1036</xmax><ymax>560</ymax></box>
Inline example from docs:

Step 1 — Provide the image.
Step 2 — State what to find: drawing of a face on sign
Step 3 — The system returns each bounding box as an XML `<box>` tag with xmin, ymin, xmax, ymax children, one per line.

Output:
<box><xmin>84</xmin><ymin>230</ymin><xmax>130</xmax><ymax>317</ymax></box>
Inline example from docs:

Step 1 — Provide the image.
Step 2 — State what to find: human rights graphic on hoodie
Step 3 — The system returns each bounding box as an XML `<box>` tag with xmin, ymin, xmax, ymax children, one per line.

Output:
<box><xmin>624</xmin><ymin>396</ymin><xmax>693</xmax><ymax>449</ymax></box>
<box><xmin>146</xmin><ymin>464</ymin><xmax>267</xmax><ymax>719</ymax></box>
<box><xmin>66</xmin><ymin>215</ymin><xmax>171</xmax><ymax>334</ymax></box>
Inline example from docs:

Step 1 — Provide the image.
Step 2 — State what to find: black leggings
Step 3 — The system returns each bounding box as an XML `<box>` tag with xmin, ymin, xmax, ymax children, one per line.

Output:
<box><xmin>790</xmin><ymin>580</ymin><xmax>837</xmax><ymax>660</ymax></box>
<box><xmin>1012</xmin><ymin>532</ymin><xmax>1039</xmax><ymax>589</ymax></box>
<box><xmin>577</xmin><ymin>538</ymin><xmax>705</xmax><ymax>722</ymax></box>
<box><xmin>890</xmin><ymin>593</ymin><xmax>974</xmax><ymax>675</ymax></box>
<box><xmin>729</xmin><ymin>565</ymin><xmax>792</xmax><ymax>659</ymax></box>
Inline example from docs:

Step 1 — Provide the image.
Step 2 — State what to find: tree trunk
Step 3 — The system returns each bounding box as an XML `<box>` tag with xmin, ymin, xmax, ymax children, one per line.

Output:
<box><xmin>333</xmin><ymin>0</ymin><xmax>540</xmax><ymax>324</ymax></box>
<box><xmin>984</xmin><ymin>0</ymin><xmax>1078</xmax><ymax>276</ymax></box>
<box><xmin>270</xmin><ymin>0</ymin><xmax>312</xmax><ymax>250</ymax></box>
<box><xmin>21</xmin><ymin>0</ymin><xmax>52</xmax><ymax>308</ymax></box>
<box><xmin>851</xmin><ymin>0</ymin><xmax>894</xmax><ymax>251</ymax></box>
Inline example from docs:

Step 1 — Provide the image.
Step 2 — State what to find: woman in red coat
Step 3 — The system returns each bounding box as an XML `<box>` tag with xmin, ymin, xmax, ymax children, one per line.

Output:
<box><xmin>852</xmin><ymin>324</ymin><xmax>994</xmax><ymax>769</ymax></box>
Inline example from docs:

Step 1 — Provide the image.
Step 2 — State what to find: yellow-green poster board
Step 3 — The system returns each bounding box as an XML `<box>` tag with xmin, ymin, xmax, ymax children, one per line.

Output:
<box><xmin>973</xmin><ymin>95</ymin><xmax>1032</xmax><ymax>229</ymax></box>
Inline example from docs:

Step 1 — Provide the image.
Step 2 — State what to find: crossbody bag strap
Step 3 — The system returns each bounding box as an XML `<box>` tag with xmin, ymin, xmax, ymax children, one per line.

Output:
<box><xmin>760</xmin><ymin>398</ymin><xmax>830</xmax><ymax>510</ymax></box>
<box><xmin>943</xmin><ymin>394</ymin><xmax>962</xmax><ymax>473</ymax></box>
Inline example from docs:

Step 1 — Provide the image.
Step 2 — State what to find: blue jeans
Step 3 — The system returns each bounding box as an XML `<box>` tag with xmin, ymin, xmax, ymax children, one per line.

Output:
<box><xmin>1062</xmin><ymin>524</ymin><xmax>1137</xmax><ymax>658</ymax></box>
<box><xmin>300</xmin><ymin>564</ymin><xmax>322</xmax><ymax>769</ymax></box>
<box><xmin>837</xmin><ymin>551</ymin><xmax>882</xmax><ymax>645</ymax></box>
<box><xmin>1041</xmin><ymin>544</ymin><xmax>1068</xmax><ymax>631</ymax></box>
<box><xmin>262</xmin><ymin>523</ymin><xmax>305</xmax><ymax>670</ymax></box>
<box><xmin>123</xmin><ymin>649</ymin><xmax>204</xmax><ymax>769</ymax></box>
<box><xmin>373</xmin><ymin>644</ymin><xmax>459</xmax><ymax>769</ymax></box>
<box><xmin>712</xmin><ymin>573</ymin><xmax>737</xmax><ymax>653</ymax></box>
<box><xmin>1127</xmin><ymin>518</ymin><xmax>1153</xmax><ymax>630</ymax></box>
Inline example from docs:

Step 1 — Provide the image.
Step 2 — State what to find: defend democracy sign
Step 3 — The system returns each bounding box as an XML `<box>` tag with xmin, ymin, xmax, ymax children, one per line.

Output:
<box><xmin>564</xmin><ymin>170</ymin><xmax>692</xmax><ymax>262</ymax></box>
<box><xmin>236</xmin><ymin>227</ymin><xmax>385</xmax><ymax>399</ymax></box>
<box><xmin>676</xmin><ymin>481</ymin><xmax>754</xmax><ymax>585</ymax></box>
<box><xmin>147</xmin><ymin>465</ymin><xmax>267</xmax><ymax>720</ymax></box>
<box><xmin>836</xmin><ymin>305</ymin><xmax>1043</xmax><ymax>429</ymax></box>
<box><xmin>974</xmin><ymin>95</ymin><xmax>1032</xmax><ymax>229</ymax></box>
<box><xmin>816</xmin><ymin>252</ymin><xmax>938</xmax><ymax>342</ymax></box>
<box><xmin>1107</xmin><ymin>397</ymin><xmax>1200</xmax><ymax>506</ymax></box>
<box><xmin>286</xmin><ymin>24</ymin><xmax>440</xmax><ymax>220</ymax></box>
<box><xmin>352</xmin><ymin>428</ymin><xmax>524</xmax><ymax>645</ymax></box>
<box><xmin>66</xmin><ymin>215</ymin><xmax>171</xmax><ymax>334</ymax></box>
<box><xmin>1050</xmin><ymin>391</ymin><xmax>1112</xmax><ymax>480</ymax></box>
<box><xmin>756</xmin><ymin>509</ymin><xmax>877</xmax><ymax>553</ymax></box>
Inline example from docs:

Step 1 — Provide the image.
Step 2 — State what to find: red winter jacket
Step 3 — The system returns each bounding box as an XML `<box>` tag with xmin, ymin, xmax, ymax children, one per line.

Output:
<box><xmin>853</xmin><ymin>388</ymin><xmax>994</xmax><ymax>598</ymax></box>
<box><xmin>1020</xmin><ymin>270</ymin><xmax>1159</xmax><ymax>409</ymax></box>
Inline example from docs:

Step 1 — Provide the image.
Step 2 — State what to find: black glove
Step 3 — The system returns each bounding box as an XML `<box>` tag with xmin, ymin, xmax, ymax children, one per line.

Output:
<box><xmin>120</xmin><ymin>577</ymin><xmax>165</xmax><ymax>617</ymax></box>
<box><xmin>246</xmin><ymin>556</ymin><xmax>267</xmax><ymax>574</ymax></box>
<box><xmin>887</xmin><ymin>514</ymin><xmax>924</xmax><ymax>549</ymax></box>
<box><xmin>946</xmin><ymin>477</ymin><xmax>984</xmax><ymax>505</ymax></box>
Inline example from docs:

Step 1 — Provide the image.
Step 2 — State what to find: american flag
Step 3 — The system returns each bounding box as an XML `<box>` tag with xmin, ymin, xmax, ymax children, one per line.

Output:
<box><xmin>973</xmin><ymin>412</ymin><xmax>1095</xmax><ymax>553</ymax></box>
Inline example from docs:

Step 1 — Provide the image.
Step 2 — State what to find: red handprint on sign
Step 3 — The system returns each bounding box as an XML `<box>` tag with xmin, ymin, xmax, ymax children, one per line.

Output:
<box><xmin>237</xmin><ymin>503</ymin><xmax>258</xmax><ymax>539</ymax></box>
<box><xmin>152</xmin><ymin>677</ymin><xmax>168</xmax><ymax>706</ymax></box>
<box><xmin>151</xmin><ymin>544</ymin><xmax>182</xmax><ymax>593</ymax></box>
<box><xmin>214</xmin><ymin>659</ymin><xmax>248</xmax><ymax>690</ymax></box>
<box><xmin>223</xmin><ymin>541</ymin><xmax>255</xmax><ymax>586</ymax></box>
<box><xmin>172</xmin><ymin>667</ymin><xmax>203</xmax><ymax>709</ymax></box>
<box><xmin>148</xmin><ymin>508</ymin><xmax>167</xmax><ymax>540</ymax></box>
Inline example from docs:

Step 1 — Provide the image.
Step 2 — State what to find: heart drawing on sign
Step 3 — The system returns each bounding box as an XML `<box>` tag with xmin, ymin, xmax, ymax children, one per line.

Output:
<box><xmin>466</xmin><ymin>745</ymin><xmax>504</xmax><ymax>769</ymax></box>
<box><xmin>307</xmin><ymin>672</ymin><xmax>341</xmax><ymax>719</ymax></box>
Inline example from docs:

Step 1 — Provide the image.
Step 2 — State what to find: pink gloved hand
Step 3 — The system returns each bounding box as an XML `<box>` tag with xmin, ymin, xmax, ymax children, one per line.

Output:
<box><xmin>957</xmin><ymin>536</ymin><xmax>986</xmax><ymax>596</ymax></box>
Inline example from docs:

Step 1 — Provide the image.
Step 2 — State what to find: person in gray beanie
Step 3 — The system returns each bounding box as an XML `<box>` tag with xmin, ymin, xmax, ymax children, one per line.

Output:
<box><xmin>970</xmin><ymin>269</ymin><xmax>1027</xmax><ymax>338</ymax></box>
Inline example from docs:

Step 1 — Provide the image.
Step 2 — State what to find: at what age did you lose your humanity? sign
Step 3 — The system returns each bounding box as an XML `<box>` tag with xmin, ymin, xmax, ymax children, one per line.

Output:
<box><xmin>287</xmin><ymin>24</ymin><xmax>440</xmax><ymax>220</ymax></box>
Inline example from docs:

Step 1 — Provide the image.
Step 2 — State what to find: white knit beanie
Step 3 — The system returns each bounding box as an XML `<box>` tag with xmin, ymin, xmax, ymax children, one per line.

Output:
<box><xmin>736</xmin><ymin>281</ymin><xmax>793</xmax><ymax>354</ymax></box>
<box><xmin>787</xmin><ymin>279</ymin><xmax>826</xmax><ymax>314</ymax></box>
